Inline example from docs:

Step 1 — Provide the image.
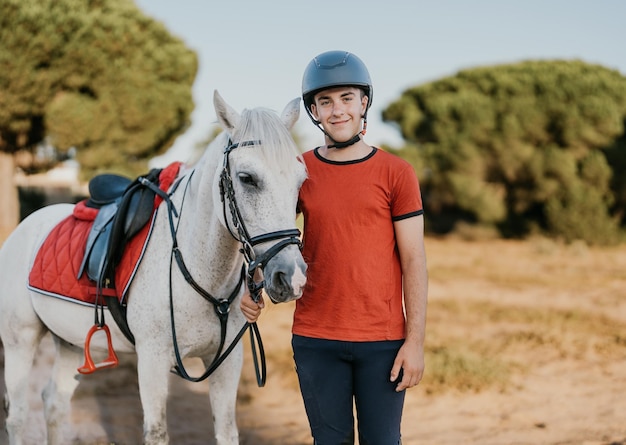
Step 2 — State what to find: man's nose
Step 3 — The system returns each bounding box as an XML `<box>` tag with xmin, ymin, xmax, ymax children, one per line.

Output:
<box><xmin>331</xmin><ymin>104</ymin><xmax>345</xmax><ymax>116</ymax></box>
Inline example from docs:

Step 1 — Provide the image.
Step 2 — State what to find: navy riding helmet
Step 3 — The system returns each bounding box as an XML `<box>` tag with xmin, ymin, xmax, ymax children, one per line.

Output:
<box><xmin>301</xmin><ymin>50</ymin><xmax>373</xmax><ymax>148</ymax></box>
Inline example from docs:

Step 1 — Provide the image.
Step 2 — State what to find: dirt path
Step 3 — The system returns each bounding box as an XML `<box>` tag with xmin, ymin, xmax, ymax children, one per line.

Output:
<box><xmin>1</xmin><ymin>238</ymin><xmax>626</xmax><ymax>444</ymax></box>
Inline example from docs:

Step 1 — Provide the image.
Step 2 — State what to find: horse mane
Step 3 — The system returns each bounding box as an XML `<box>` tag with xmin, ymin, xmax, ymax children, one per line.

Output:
<box><xmin>232</xmin><ymin>107</ymin><xmax>303</xmax><ymax>170</ymax></box>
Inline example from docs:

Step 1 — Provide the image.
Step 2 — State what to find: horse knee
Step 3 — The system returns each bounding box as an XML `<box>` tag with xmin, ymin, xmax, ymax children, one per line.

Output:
<box><xmin>143</xmin><ymin>428</ymin><xmax>169</xmax><ymax>445</ymax></box>
<box><xmin>41</xmin><ymin>380</ymin><xmax>60</xmax><ymax>416</ymax></box>
<box><xmin>215</xmin><ymin>432</ymin><xmax>239</xmax><ymax>445</ymax></box>
<box><xmin>5</xmin><ymin>405</ymin><xmax>27</xmax><ymax>445</ymax></box>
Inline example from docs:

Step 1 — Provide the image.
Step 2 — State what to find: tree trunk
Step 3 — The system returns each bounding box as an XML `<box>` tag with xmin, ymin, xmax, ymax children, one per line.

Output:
<box><xmin>0</xmin><ymin>151</ymin><xmax>19</xmax><ymax>239</ymax></box>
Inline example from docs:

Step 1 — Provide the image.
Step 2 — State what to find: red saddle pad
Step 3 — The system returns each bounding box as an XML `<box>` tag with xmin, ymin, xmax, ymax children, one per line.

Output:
<box><xmin>28</xmin><ymin>162</ymin><xmax>182</xmax><ymax>306</ymax></box>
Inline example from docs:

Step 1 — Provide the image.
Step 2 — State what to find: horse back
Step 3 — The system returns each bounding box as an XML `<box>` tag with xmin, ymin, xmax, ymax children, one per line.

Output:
<box><xmin>0</xmin><ymin>203</ymin><xmax>75</xmax><ymax>269</ymax></box>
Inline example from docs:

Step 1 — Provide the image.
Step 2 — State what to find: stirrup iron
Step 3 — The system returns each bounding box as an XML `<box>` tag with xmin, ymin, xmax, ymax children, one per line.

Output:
<box><xmin>78</xmin><ymin>324</ymin><xmax>119</xmax><ymax>374</ymax></box>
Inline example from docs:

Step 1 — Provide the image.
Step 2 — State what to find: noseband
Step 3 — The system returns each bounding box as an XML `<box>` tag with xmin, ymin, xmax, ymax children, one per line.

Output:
<box><xmin>156</xmin><ymin>137</ymin><xmax>302</xmax><ymax>386</ymax></box>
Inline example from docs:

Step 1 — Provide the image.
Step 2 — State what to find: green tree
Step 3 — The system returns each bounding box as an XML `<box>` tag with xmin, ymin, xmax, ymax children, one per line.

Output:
<box><xmin>0</xmin><ymin>0</ymin><xmax>197</xmax><ymax>232</ymax></box>
<box><xmin>383</xmin><ymin>60</ymin><xmax>626</xmax><ymax>245</ymax></box>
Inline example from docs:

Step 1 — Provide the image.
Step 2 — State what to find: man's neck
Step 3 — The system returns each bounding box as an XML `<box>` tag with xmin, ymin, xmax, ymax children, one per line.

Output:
<box><xmin>318</xmin><ymin>140</ymin><xmax>373</xmax><ymax>162</ymax></box>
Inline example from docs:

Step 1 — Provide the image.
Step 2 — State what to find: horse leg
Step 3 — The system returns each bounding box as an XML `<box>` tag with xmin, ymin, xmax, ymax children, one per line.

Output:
<box><xmin>41</xmin><ymin>337</ymin><xmax>81</xmax><ymax>445</ymax></box>
<box><xmin>206</xmin><ymin>342</ymin><xmax>243</xmax><ymax>445</ymax></box>
<box><xmin>2</xmin><ymin>325</ymin><xmax>46</xmax><ymax>445</ymax></box>
<box><xmin>136</xmin><ymin>348</ymin><xmax>171</xmax><ymax>444</ymax></box>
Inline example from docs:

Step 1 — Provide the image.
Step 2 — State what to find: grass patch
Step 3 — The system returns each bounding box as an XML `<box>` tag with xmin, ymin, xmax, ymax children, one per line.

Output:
<box><xmin>423</xmin><ymin>344</ymin><xmax>510</xmax><ymax>395</ymax></box>
<box><xmin>422</xmin><ymin>298</ymin><xmax>626</xmax><ymax>394</ymax></box>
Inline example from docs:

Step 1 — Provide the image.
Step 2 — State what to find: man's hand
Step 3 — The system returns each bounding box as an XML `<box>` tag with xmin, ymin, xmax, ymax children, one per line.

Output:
<box><xmin>390</xmin><ymin>340</ymin><xmax>424</xmax><ymax>392</ymax></box>
<box><xmin>240</xmin><ymin>290</ymin><xmax>265</xmax><ymax>323</ymax></box>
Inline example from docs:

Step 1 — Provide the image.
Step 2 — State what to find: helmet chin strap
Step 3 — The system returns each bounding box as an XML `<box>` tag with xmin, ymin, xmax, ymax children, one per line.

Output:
<box><xmin>310</xmin><ymin>114</ymin><xmax>368</xmax><ymax>150</ymax></box>
<box><xmin>327</xmin><ymin>133</ymin><xmax>361</xmax><ymax>149</ymax></box>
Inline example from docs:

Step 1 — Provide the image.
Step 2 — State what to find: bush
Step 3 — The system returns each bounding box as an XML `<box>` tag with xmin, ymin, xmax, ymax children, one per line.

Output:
<box><xmin>384</xmin><ymin>60</ymin><xmax>626</xmax><ymax>245</ymax></box>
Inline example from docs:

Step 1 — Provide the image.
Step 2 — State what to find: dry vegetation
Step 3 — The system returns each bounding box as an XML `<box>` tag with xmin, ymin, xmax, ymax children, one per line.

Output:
<box><xmin>1</xmin><ymin>235</ymin><xmax>626</xmax><ymax>444</ymax></box>
<box><xmin>422</xmin><ymin>237</ymin><xmax>626</xmax><ymax>394</ymax></box>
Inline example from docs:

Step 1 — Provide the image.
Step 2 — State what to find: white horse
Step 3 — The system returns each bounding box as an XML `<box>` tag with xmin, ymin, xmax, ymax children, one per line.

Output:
<box><xmin>0</xmin><ymin>91</ymin><xmax>307</xmax><ymax>445</ymax></box>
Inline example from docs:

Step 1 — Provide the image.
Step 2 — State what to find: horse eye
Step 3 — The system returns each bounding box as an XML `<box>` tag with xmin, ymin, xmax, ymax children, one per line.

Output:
<box><xmin>238</xmin><ymin>173</ymin><xmax>257</xmax><ymax>187</ymax></box>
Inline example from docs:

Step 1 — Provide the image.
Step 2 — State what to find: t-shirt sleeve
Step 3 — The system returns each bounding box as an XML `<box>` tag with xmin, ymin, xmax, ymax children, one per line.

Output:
<box><xmin>391</xmin><ymin>162</ymin><xmax>423</xmax><ymax>221</ymax></box>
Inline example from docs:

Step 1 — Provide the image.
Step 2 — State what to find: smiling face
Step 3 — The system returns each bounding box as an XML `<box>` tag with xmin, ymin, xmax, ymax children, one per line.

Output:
<box><xmin>310</xmin><ymin>86</ymin><xmax>368</xmax><ymax>144</ymax></box>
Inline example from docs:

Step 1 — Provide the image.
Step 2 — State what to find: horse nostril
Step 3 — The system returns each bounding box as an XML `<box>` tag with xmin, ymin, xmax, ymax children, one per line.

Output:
<box><xmin>272</xmin><ymin>270</ymin><xmax>291</xmax><ymax>292</ymax></box>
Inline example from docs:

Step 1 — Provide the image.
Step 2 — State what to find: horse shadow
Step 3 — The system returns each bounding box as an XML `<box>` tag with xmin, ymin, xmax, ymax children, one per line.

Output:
<box><xmin>0</xmin><ymin>337</ymin><xmax>270</xmax><ymax>444</ymax></box>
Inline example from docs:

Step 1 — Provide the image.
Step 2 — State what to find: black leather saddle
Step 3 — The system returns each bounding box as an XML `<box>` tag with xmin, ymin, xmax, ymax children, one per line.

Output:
<box><xmin>77</xmin><ymin>168</ymin><xmax>163</xmax><ymax>344</ymax></box>
<box><xmin>87</xmin><ymin>174</ymin><xmax>133</xmax><ymax>206</ymax></box>
<box><xmin>78</xmin><ymin>169</ymin><xmax>162</xmax><ymax>285</ymax></box>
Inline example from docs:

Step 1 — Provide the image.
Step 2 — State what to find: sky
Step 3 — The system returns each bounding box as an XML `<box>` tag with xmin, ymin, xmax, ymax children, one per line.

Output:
<box><xmin>133</xmin><ymin>0</ymin><xmax>626</xmax><ymax>167</ymax></box>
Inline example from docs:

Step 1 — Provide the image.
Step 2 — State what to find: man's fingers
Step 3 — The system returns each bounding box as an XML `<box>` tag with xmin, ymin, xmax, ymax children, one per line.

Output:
<box><xmin>240</xmin><ymin>293</ymin><xmax>265</xmax><ymax>323</ymax></box>
<box><xmin>394</xmin><ymin>369</ymin><xmax>423</xmax><ymax>392</ymax></box>
<box><xmin>389</xmin><ymin>359</ymin><xmax>402</xmax><ymax>383</ymax></box>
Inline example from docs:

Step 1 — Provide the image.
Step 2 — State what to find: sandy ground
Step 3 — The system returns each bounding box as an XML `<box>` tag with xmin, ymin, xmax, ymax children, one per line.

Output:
<box><xmin>1</xmin><ymin>237</ymin><xmax>626</xmax><ymax>444</ymax></box>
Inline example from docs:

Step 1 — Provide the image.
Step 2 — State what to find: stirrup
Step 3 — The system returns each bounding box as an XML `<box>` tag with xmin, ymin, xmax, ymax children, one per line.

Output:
<box><xmin>78</xmin><ymin>324</ymin><xmax>119</xmax><ymax>374</ymax></box>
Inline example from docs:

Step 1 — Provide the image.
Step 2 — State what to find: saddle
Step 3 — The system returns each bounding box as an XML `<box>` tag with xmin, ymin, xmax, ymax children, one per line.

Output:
<box><xmin>78</xmin><ymin>169</ymin><xmax>161</xmax><ymax>289</ymax></box>
<box><xmin>76</xmin><ymin>167</ymin><xmax>166</xmax><ymax>374</ymax></box>
<box><xmin>27</xmin><ymin>162</ymin><xmax>182</xmax><ymax>374</ymax></box>
<box><xmin>85</xmin><ymin>168</ymin><xmax>163</xmax><ymax>330</ymax></box>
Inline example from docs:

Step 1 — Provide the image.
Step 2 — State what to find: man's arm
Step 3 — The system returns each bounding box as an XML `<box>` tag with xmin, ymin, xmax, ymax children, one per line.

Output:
<box><xmin>390</xmin><ymin>214</ymin><xmax>428</xmax><ymax>392</ymax></box>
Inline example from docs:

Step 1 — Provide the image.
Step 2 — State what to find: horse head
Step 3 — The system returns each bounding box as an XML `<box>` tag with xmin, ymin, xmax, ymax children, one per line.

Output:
<box><xmin>213</xmin><ymin>90</ymin><xmax>307</xmax><ymax>304</ymax></box>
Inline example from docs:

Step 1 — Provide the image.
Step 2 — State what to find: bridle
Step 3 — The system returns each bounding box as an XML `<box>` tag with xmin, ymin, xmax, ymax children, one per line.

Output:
<box><xmin>151</xmin><ymin>137</ymin><xmax>302</xmax><ymax>386</ymax></box>
<box><xmin>219</xmin><ymin>139</ymin><xmax>302</xmax><ymax>299</ymax></box>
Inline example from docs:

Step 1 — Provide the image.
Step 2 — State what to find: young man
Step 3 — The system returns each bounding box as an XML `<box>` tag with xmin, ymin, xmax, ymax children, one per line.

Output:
<box><xmin>241</xmin><ymin>50</ymin><xmax>428</xmax><ymax>445</ymax></box>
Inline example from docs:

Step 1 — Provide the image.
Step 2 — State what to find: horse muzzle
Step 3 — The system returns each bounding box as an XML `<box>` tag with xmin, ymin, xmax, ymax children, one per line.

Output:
<box><xmin>263</xmin><ymin>249</ymin><xmax>307</xmax><ymax>304</ymax></box>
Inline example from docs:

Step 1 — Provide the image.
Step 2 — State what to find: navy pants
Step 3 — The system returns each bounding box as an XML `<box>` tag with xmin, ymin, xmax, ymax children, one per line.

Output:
<box><xmin>292</xmin><ymin>335</ymin><xmax>405</xmax><ymax>445</ymax></box>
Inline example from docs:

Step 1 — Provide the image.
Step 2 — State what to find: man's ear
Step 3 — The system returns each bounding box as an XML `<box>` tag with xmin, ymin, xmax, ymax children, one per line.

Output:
<box><xmin>310</xmin><ymin>103</ymin><xmax>320</xmax><ymax>120</ymax></box>
<box><xmin>361</xmin><ymin>94</ymin><xmax>369</xmax><ymax>116</ymax></box>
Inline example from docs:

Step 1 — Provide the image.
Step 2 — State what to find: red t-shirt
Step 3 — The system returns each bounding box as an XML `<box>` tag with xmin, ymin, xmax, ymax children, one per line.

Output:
<box><xmin>293</xmin><ymin>147</ymin><xmax>423</xmax><ymax>341</ymax></box>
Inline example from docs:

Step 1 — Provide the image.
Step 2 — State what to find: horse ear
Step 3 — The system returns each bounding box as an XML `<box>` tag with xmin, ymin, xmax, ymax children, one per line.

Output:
<box><xmin>281</xmin><ymin>98</ymin><xmax>300</xmax><ymax>130</ymax></box>
<box><xmin>213</xmin><ymin>90</ymin><xmax>240</xmax><ymax>131</ymax></box>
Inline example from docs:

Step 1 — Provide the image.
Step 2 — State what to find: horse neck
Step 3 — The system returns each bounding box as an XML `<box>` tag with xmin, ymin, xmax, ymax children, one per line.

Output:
<box><xmin>172</xmin><ymin>153</ymin><xmax>244</xmax><ymax>291</ymax></box>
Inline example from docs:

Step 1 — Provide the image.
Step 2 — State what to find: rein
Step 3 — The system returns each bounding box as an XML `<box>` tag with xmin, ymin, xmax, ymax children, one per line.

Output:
<box><xmin>145</xmin><ymin>137</ymin><xmax>301</xmax><ymax>387</ymax></box>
